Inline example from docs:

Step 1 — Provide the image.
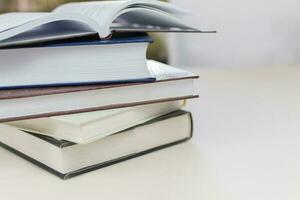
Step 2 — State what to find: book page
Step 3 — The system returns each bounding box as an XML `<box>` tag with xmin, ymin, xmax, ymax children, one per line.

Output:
<box><xmin>54</xmin><ymin>1</ymin><xmax>126</xmax><ymax>36</ymax></box>
<box><xmin>0</xmin><ymin>12</ymin><xmax>99</xmax><ymax>45</ymax></box>
<box><xmin>54</xmin><ymin>0</ymin><xmax>188</xmax><ymax>19</ymax></box>
<box><xmin>0</xmin><ymin>13</ymin><xmax>50</xmax><ymax>33</ymax></box>
<box><xmin>112</xmin><ymin>7</ymin><xmax>197</xmax><ymax>32</ymax></box>
<box><xmin>0</xmin><ymin>1</ymin><xmax>200</xmax><ymax>44</ymax></box>
<box><xmin>0</xmin><ymin>21</ymin><xmax>97</xmax><ymax>48</ymax></box>
<box><xmin>147</xmin><ymin>60</ymin><xmax>196</xmax><ymax>80</ymax></box>
<box><xmin>53</xmin><ymin>0</ymin><xmax>192</xmax><ymax>37</ymax></box>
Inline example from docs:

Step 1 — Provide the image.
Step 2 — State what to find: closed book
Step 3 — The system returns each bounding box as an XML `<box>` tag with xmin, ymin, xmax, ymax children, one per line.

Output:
<box><xmin>0</xmin><ymin>110</ymin><xmax>193</xmax><ymax>180</ymax></box>
<box><xmin>0</xmin><ymin>33</ymin><xmax>153</xmax><ymax>89</ymax></box>
<box><xmin>0</xmin><ymin>61</ymin><xmax>199</xmax><ymax>122</ymax></box>
<box><xmin>7</xmin><ymin>100</ymin><xmax>185</xmax><ymax>144</ymax></box>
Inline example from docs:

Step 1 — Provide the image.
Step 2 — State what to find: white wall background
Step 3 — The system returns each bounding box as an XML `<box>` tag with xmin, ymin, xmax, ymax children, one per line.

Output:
<box><xmin>169</xmin><ymin>0</ymin><xmax>300</xmax><ymax>67</ymax></box>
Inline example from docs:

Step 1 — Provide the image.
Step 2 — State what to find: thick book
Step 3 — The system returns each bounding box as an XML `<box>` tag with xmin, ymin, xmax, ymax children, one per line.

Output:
<box><xmin>0</xmin><ymin>33</ymin><xmax>153</xmax><ymax>89</ymax></box>
<box><xmin>0</xmin><ymin>61</ymin><xmax>199</xmax><ymax>122</ymax></box>
<box><xmin>0</xmin><ymin>110</ymin><xmax>193</xmax><ymax>180</ymax></box>
<box><xmin>7</xmin><ymin>100</ymin><xmax>185</xmax><ymax>144</ymax></box>
<box><xmin>0</xmin><ymin>0</ymin><xmax>213</xmax><ymax>47</ymax></box>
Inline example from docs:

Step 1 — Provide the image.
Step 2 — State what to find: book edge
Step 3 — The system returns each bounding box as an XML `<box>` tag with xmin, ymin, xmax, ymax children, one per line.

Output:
<box><xmin>0</xmin><ymin>75</ymin><xmax>198</xmax><ymax>100</ymax></box>
<box><xmin>0</xmin><ymin>137</ymin><xmax>191</xmax><ymax>180</ymax></box>
<box><xmin>63</xmin><ymin>137</ymin><xmax>192</xmax><ymax>180</ymax></box>
<box><xmin>22</xmin><ymin>110</ymin><xmax>192</xmax><ymax>148</ymax></box>
<box><xmin>0</xmin><ymin>95</ymin><xmax>199</xmax><ymax>123</ymax></box>
<box><xmin>0</xmin><ymin>77</ymin><xmax>156</xmax><ymax>91</ymax></box>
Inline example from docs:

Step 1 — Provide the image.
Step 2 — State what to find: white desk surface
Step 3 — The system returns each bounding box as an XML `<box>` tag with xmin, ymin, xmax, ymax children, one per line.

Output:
<box><xmin>1</xmin><ymin>66</ymin><xmax>300</xmax><ymax>200</ymax></box>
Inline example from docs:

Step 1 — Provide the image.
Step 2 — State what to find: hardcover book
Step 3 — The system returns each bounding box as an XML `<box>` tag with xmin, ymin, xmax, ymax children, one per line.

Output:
<box><xmin>7</xmin><ymin>100</ymin><xmax>185</xmax><ymax>144</ymax></box>
<box><xmin>0</xmin><ymin>61</ymin><xmax>199</xmax><ymax>122</ymax></box>
<box><xmin>0</xmin><ymin>110</ymin><xmax>193</xmax><ymax>180</ymax></box>
<box><xmin>0</xmin><ymin>33</ymin><xmax>154</xmax><ymax>89</ymax></box>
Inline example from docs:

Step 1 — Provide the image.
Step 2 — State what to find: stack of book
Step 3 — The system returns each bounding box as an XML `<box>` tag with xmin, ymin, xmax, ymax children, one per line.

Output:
<box><xmin>0</xmin><ymin>0</ymin><xmax>209</xmax><ymax>179</ymax></box>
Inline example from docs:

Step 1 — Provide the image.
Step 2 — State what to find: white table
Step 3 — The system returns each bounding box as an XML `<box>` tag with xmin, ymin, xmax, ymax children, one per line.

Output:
<box><xmin>1</xmin><ymin>66</ymin><xmax>300</xmax><ymax>200</ymax></box>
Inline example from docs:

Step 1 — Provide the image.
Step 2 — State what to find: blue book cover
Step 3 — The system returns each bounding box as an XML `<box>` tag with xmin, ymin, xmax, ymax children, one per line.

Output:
<box><xmin>0</xmin><ymin>33</ymin><xmax>155</xmax><ymax>90</ymax></box>
<box><xmin>1</xmin><ymin>32</ymin><xmax>153</xmax><ymax>49</ymax></box>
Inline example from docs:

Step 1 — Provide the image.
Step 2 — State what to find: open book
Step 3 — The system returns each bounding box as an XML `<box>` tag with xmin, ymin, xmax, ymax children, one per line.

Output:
<box><xmin>0</xmin><ymin>0</ymin><xmax>212</xmax><ymax>47</ymax></box>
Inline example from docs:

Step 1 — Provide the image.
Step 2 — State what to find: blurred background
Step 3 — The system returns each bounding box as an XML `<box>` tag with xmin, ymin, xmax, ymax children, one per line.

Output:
<box><xmin>0</xmin><ymin>0</ymin><xmax>299</xmax><ymax>67</ymax></box>
<box><xmin>169</xmin><ymin>0</ymin><xmax>300</xmax><ymax>68</ymax></box>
